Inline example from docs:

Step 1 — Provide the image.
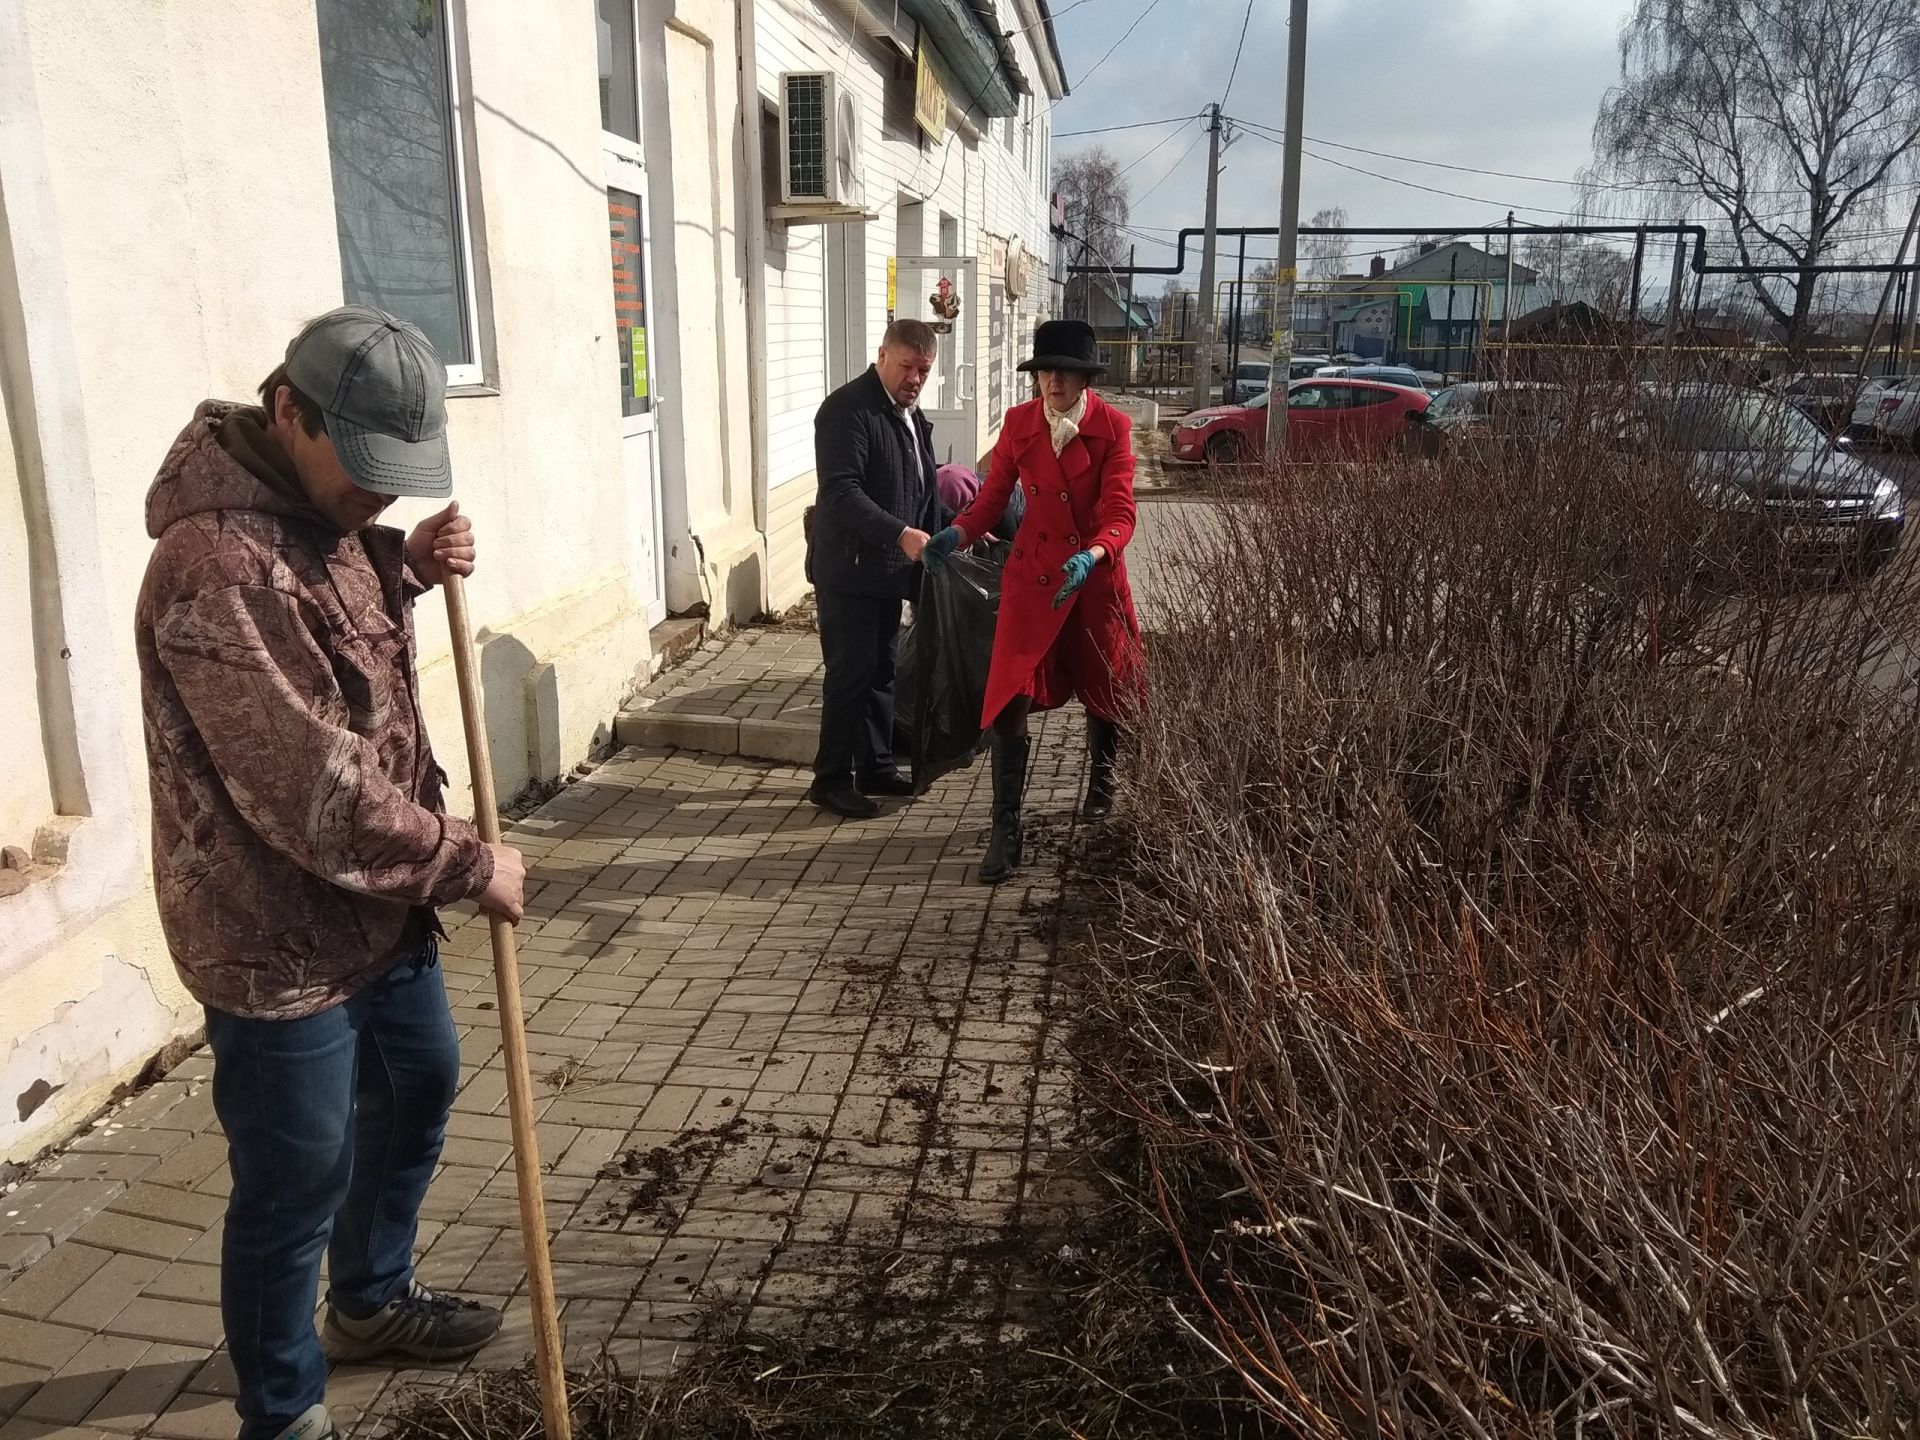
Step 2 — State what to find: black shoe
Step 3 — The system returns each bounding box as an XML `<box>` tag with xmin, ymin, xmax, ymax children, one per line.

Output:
<box><xmin>1082</xmin><ymin>716</ymin><xmax>1120</xmax><ymax>821</ymax></box>
<box><xmin>321</xmin><ymin>1280</ymin><xmax>503</xmax><ymax>1364</ymax></box>
<box><xmin>979</xmin><ymin>734</ymin><xmax>1030</xmax><ymax>885</ymax></box>
<box><xmin>858</xmin><ymin>771</ymin><xmax>916</xmax><ymax>797</ymax></box>
<box><xmin>809</xmin><ymin>784</ymin><xmax>882</xmax><ymax>819</ymax></box>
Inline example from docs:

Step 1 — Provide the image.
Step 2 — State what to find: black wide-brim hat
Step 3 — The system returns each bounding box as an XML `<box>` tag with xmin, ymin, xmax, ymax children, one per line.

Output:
<box><xmin>1017</xmin><ymin>318</ymin><xmax>1106</xmax><ymax>377</ymax></box>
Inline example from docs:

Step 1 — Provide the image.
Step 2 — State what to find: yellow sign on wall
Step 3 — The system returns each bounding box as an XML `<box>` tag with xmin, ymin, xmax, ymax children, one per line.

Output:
<box><xmin>887</xmin><ymin>256</ymin><xmax>898</xmax><ymax>319</ymax></box>
<box><xmin>914</xmin><ymin>42</ymin><xmax>946</xmax><ymax>140</ymax></box>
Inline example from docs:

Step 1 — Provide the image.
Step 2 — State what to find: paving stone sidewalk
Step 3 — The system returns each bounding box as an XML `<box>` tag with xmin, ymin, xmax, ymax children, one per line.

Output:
<box><xmin>0</xmin><ymin>630</ymin><xmax>1091</xmax><ymax>1440</ymax></box>
<box><xmin>614</xmin><ymin>627</ymin><xmax>824</xmax><ymax>764</ymax></box>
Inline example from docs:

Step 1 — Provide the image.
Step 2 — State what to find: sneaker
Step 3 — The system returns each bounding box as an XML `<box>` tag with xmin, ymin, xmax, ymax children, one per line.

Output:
<box><xmin>321</xmin><ymin>1280</ymin><xmax>503</xmax><ymax>1364</ymax></box>
<box><xmin>273</xmin><ymin>1406</ymin><xmax>340</xmax><ymax>1440</ymax></box>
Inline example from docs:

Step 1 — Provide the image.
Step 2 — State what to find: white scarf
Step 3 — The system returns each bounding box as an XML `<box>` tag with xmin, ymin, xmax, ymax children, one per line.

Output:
<box><xmin>1045</xmin><ymin>391</ymin><xmax>1089</xmax><ymax>456</ymax></box>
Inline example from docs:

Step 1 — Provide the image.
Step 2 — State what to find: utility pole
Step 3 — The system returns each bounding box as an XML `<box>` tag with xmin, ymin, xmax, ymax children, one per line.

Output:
<box><xmin>1190</xmin><ymin>104</ymin><xmax>1225</xmax><ymax>410</ymax></box>
<box><xmin>1628</xmin><ymin>225</ymin><xmax>1647</xmax><ymax>330</ymax></box>
<box><xmin>1076</xmin><ymin>227</ymin><xmax>1091</xmax><ymax>321</ymax></box>
<box><xmin>1500</xmin><ymin>210</ymin><xmax>1516</xmax><ymax>363</ymax></box>
<box><xmin>1264</xmin><ymin>0</ymin><xmax>1309</xmax><ymax>464</ymax></box>
<box><xmin>1663</xmin><ymin>220</ymin><xmax>1686</xmax><ymax>354</ymax></box>
<box><xmin>1228</xmin><ymin>233</ymin><xmax>1248</xmax><ymax>391</ymax></box>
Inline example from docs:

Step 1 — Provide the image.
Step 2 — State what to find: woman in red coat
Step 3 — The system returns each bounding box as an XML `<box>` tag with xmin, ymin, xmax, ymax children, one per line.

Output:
<box><xmin>923</xmin><ymin>319</ymin><xmax>1145</xmax><ymax>883</ymax></box>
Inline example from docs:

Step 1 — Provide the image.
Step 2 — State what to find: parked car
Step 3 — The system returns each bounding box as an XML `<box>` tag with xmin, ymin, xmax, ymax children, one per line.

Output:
<box><xmin>1223</xmin><ymin>360</ymin><xmax>1266</xmax><ymax>405</ymax></box>
<box><xmin>1173</xmin><ymin>378</ymin><xmax>1431</xmax><ymax>465</ymax></box>
<box><xmin>1410</xmin><ymin>381</ymin><xmax>1903</xmax><ymax>577</ymax></box>
<box><xmin>1780</xmin><ymin>373</ymin><xmax>1888</xmax><ymax>433</ymax></box>
<box><xmin>1622</xmin><ymin>386</ymin><xmax>1905</xmax><ymax>577</ymax></box>
<box><xmin>1854</xmin><ymin>376</ymin><xmax>1920</xmax><ymax>450</ymax></box>
<box><xmin>1315</xmin><ymin>363</ymin><xmax>1427</xmax><ymax>390</ymax></box>
<box><xmin>1222</xmin><ymin>354</ymin><xmax>1329</xmax><ymax>404</ymax></box>
<box><xmin>1401</xmin><ymin>381</ymin><xmax>1566</xmax><ymax>458</ymax></box>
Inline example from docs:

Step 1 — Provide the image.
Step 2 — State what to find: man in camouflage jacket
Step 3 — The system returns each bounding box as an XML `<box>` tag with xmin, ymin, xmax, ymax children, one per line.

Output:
<box><xmin>136</xmin><ymin>308</ymin><xmax>524</xmax><ymax>1440</ymax></box>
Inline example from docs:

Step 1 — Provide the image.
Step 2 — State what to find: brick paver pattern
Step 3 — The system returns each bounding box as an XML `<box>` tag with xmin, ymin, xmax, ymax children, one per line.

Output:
<box><xmin>636</xmin><ymin>628</ymin><xmax>822</xmax><ymax>724</ymax></box>
<box><xmin>0</xmin><ymin>646</ymin><xmax>1086</xmax><ymax>1440</ymax></box>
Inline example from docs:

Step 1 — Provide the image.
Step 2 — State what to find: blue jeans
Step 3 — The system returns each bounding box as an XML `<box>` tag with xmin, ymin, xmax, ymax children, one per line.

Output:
<box><xmin>205</xmin><ymin>942</ymin><xmax>460</xmax><ymax>1438</ymax></box>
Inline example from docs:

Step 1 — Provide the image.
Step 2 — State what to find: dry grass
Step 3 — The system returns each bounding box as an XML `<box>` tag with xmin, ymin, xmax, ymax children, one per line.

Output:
<box><xmin>381</xmin><ymin>1199</ymin><xmax>1282</xmax><ymax>1439</ymax></box>
<box><xmin>388</xmin><ymin>356</ymin><xmax>1920</xmax><ymax>1438</ymax></box>
<box><xmin>1088</xmin><ymin>355</ymin><xmax>1920</xmax><ymax>1437</ymax></box>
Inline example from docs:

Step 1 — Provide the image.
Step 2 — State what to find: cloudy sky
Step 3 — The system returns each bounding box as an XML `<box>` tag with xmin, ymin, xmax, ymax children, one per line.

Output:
<box><xmin>1044</xmin><ymin>0</ymin><xmax>1638</xmax><ymax>281</ymax></box>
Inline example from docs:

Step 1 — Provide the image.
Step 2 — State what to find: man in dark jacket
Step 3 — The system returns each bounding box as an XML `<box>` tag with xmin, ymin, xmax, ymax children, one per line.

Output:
<box><xmin>136</xmin><ymin>307</ymin><xmax>524</xmax><ymax>1440</ymax></box>
<box><xmin>806</xmin><ymin>319</ymin><xmax>941</xmax><ymax>818</ymax></box>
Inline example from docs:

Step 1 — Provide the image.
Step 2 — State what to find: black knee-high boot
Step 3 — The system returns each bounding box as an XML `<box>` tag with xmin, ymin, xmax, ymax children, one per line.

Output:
<box><xmin>1082</xmin><ymin>716</ymin><xmax>1120</xmax><ymax>821</ymax></box>
<box><xmin>979</xmin><ymin>733</ymin><xmax>1030</xmax><ymax>885</ymax></box>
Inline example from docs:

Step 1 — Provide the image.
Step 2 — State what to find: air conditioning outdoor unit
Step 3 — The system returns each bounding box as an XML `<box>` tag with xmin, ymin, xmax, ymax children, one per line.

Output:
<box><xmin>775</xmin><ymin>71</ymin><xmax>874</xmax><ymax>221</ymax></box>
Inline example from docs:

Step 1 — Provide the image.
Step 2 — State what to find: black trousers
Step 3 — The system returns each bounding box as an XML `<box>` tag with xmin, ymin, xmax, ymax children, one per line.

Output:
<box><xmin>813</xmin><ymin>585</ymin><xmax>904</xmax><ymax>788</ymax></box>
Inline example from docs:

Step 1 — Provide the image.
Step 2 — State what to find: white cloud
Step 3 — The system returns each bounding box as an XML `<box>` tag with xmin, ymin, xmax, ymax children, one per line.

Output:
<box><xmin>1050</xmin><ymin>0</ymin><xmax>1637</xmax><ymax>273</ymax></box>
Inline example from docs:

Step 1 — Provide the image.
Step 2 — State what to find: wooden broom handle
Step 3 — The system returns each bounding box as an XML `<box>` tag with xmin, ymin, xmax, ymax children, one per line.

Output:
<box><xmin>442</xmin><ymin>572</ymin><xmax>571</xmax><ymax>1440</ymax></box>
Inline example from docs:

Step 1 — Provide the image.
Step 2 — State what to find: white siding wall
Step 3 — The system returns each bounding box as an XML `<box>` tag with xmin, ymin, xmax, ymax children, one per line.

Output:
<box><xmin>755</xmin><ymin>0</ymin><xmax>1058</xmax><ymax>608</ymax></box>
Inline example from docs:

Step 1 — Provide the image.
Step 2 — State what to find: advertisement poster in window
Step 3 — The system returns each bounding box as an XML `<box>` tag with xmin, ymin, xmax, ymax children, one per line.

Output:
<box><xmin>607</xmin><ymin>190</ymin><xmax>651</xmax><ymax>415</ymax></box>
<box><xmin>988</xmin><ymin>282</ymin><xmax>1005</xmax><ymax>428</ymax></box>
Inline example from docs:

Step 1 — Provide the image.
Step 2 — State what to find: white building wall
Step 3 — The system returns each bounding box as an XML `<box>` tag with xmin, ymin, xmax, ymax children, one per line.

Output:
<box><xmin>640</xmin><ymin>0</ymin><xmax>764</xmax><ymax>623</ymax></box>
<box><xmin>0</xmin><ymin>0</ymin><xmax>662</xmax><ymax>1161</ymax></box>
<box><xmin>753</xmin><ymin>0</ymin><xmax>1060</xmax><ymax>609</ymax></box>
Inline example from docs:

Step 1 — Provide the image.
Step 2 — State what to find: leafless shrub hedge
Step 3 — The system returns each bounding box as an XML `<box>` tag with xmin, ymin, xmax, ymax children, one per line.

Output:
<box><xmin>1094</xmin><ymin>355</ymin><xmax>1920</xmax><ymax>1436</ymax></box>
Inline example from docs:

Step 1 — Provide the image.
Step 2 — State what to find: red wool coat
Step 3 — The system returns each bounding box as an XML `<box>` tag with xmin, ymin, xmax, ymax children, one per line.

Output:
<box><xmin>953</xmin><ymin>390</ymin><xmax>1146</xmax><ymax>726</ymax></box>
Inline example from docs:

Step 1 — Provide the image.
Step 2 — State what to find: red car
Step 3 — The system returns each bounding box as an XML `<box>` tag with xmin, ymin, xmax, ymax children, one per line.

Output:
<box><xmin>1172</xmin><ymin>378</ymin><xmax>1431</xmax><ymax>465</ymax></box>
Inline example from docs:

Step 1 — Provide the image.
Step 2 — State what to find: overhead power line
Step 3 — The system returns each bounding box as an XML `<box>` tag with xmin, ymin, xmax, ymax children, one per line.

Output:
<box><xmin>1231</xmin><ymin>125</ymin><xmax>1574</xmax><ymax>215</ymax></box>
<box><xmin>1056</xmin><ymin>114</ymin><xmax>1199</xmax><ymax>140</ymax></box>
<box><xmin>1074</xmin><ymin>0</ymin><xmax>1168</xmax><ymax>89</ymax></box>
<box><xmin>1132</xmin><ymin>127</ymin><xmax>1209</xmax><ymax>208</ymax></box>
<box><xmin>1113</xmin><ymin>115</ymin><xmax>1201</xmax><ymax>180</ymax></box>
<box><xmin>1230</xmin><ymin>114</ymin><xmax>1920</xmax><ymax>205</ymax></box>
<box><xmin>1001</xmin><ymin>0</ymin><xmax>1095</xmax><ymax>39</ymax></box>
<box><xmin>1220</xmin><ymin>0</ymin><xmax>1256</xmax><ymax>111</ymax></box>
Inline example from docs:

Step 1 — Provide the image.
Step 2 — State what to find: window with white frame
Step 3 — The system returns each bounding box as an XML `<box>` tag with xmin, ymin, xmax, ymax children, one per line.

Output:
<box><xmin>316</xmin><ymin>0</ymin><xmax>484</xmax><ymax>383</ymax></box>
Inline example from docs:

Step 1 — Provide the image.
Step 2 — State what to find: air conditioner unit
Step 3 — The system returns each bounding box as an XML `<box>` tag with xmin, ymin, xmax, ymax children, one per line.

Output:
<box><xmin>775</xmin><ymin>71</ymin><xmax>874</xmax><ymax>221</ymax></box>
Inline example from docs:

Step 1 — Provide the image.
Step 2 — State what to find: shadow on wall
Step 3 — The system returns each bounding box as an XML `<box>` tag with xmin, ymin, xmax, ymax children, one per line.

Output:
<box><xmin>474</xmin><ymin>628</ymin><xmax>620</xmax><ymax>809</ymax></box>
<box><xmin>725</xmin><ymin>551</ymin><xmax>764</xmax><ymax>627</ymax></box>
<box><xmin>477</xmin><ymin>627</ymin><xmax>539</xmax><ymax>801</ymax></box>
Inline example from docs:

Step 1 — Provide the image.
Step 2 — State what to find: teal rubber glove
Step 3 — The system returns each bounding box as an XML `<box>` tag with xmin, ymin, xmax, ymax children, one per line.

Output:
<box><xmin>922</xmin><ymin>526</ymin><xmax>963</xmax><ymax>571</ymax></box>
<box><xmin>1053</xmin><ymin>550</ymin><xmax>1096</xmax><ymax>608</ymax></box>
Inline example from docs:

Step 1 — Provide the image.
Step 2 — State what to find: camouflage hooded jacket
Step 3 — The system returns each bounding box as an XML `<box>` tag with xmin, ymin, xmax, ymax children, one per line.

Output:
<box><xmin>135</xmin><ymin>402</ymin><xmax>493</xmax><ymax>1019</ymax></box>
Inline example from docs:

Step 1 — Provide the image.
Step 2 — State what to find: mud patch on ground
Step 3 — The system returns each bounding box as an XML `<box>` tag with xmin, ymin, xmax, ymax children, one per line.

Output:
<box><xmin>598</xmin><ymin>1117</ymin><xmax>774</xmax><ymax>1229</ymax></box>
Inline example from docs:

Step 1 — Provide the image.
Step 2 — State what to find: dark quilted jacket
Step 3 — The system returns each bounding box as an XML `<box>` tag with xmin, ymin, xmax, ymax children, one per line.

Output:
<box><xmin>135</xmin><ymin>402</ymin><xmax>492</xmax><ymax>1020</ymax></box>
<box><xmin>808</xmin><ymin>368</ymin><xmax>939</xmax><ymax>598</ymax></box>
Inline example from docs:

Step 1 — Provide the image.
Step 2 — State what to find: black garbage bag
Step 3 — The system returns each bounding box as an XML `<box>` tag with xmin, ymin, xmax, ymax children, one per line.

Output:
<box><xmin>896</xmin><ymin>543</ymin><xmax>1006</xmax><ymax>794</ymax></box>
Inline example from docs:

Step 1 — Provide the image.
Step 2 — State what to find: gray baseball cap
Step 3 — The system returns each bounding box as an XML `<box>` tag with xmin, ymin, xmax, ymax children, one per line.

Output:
<box><xmin>284</xmin><ymin>306</ymin><xmax>452</xmax><ymax>498</ymax></box>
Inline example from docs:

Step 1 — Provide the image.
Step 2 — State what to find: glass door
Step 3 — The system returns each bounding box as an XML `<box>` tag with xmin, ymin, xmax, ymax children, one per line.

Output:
<box><xmin>599</xmin><ymin>0</ymin><xmax>666</xmax><ymax>624</ymax></box>
<box><xmin>892</xmin><ymin>255</ymin><xmax>978</xmax><ymax>464</ymax></box>
<box><xmin>604</xmin><ymin>153</ymin><xmax>666</xmax><ymax>625</ymax></box>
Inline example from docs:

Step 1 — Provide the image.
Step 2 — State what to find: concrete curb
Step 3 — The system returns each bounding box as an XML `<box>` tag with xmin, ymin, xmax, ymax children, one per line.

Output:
<box><xmin>612</xmin><ymin>709</ymin><xmax>815</xmax><ymax>766</ymax></box>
